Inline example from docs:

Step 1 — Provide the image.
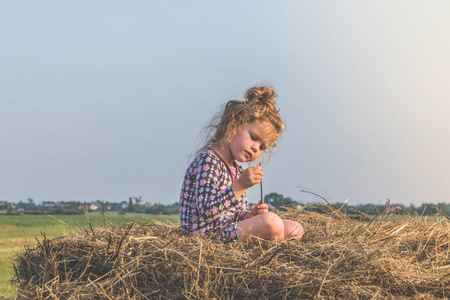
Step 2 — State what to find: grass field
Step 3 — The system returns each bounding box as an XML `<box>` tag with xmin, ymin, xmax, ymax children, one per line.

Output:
<box><xmin>0</xmin><ymin>212</ymin><xmax>178</xmax><ymax>299</ymax></box>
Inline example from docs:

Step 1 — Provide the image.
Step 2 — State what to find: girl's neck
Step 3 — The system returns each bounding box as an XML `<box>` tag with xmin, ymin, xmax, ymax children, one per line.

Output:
<box><xmin>212</xmin><ymin>145</ymin><xmax>234</xmax><ymax>166</ymax></box>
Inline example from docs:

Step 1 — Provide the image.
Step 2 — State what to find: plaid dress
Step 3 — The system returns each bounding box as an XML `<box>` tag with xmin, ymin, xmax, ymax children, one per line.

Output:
<box><xmin>179</xmin><ymin>150</ymin><xmax>249</xmax><ymax>241</ymax></box>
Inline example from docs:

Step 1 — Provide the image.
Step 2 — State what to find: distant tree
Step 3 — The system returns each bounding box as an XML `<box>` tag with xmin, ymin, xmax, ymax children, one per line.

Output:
<box><xmin>263</xmin><ymin>193</ymin><xmax>298</xmax><ymax>209</ymax></box>
<box><xmin>419</xmin><ymin>203</ymin><xmax>436</xmax><ymax>216</ymax></box>
<box><xmin>145</xmin><ymin>202</ymin><xmax>179</xmax><ymax>215</ymax></box>
<box><xmin>436</xmin><ymin>202</ymin><xmax>449</xmax><ymax>214</ymax></box>
<box><xmin>24</xmin><ymin>198</ymin><xmax>36</xmax><ymax>211</ymax></box>
<box><xmin>127</xmin><ymin>197</ymin><xmax>136</xmax><ymax>212</ymax></box>
<box><xmin>134</xmin><ymin>196</ymin><xmax>143</xmax><ymax>207</ymax></box>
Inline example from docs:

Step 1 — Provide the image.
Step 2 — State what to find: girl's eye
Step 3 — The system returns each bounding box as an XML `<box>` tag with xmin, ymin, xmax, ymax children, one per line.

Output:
<box><xmin>250</xmin><ymin>134</ymin><xmax>257</xmax><ymax>141</ymax></box>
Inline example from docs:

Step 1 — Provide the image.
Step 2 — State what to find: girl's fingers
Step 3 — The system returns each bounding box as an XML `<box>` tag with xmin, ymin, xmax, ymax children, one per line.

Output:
<box><xmin>256</xmin><ymin>208</ymin><xmax>268</xmax><ymax>215</ymax></box>
<box><xmin>260</xmin><ymin>204</ymin><xmax>268</xmax><ymax>209</ymax></box>
<box><xmin>251</xmin><ymin>203</ymin><xmax>268</xmax><ymax>216</ymax></box>
<box><xmin>252</xmin><ymin>174</ymin><xmax>263</xmax><ymax>181</ymax></box>
<box><xmin>250</xmin><ymin>166</ymin><xmax>263</xmax><ymax>171</ymax></box>
<box><xmin>249</xmin><ymin>166</ymin><xmax>263</xmax><ymax>174</ymax></box>
<box><xmin>257</xmin><ymin>204</ymin><xmax>268</xmax><ymax>210</ymax></box>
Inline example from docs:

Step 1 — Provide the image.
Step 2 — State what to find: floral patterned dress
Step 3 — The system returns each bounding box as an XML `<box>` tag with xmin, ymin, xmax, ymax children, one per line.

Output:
<box><xmin>179</xmin><ymin>149</ymin><xmax>249</xmax><ymax>241</ymax></box>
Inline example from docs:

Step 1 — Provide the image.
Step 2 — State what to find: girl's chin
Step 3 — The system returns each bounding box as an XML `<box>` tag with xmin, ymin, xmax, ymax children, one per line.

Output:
<box><xmin>235</xmin><ymin>156</ymin><xmax>250</xmax><ymax>163</ymax></box>
<box><xmin>234</xmin><ymin>152</ymin><xmax>254</xmax><ymax>163</ymax></box>
<box><xmin>237</xmin><ymin>157</ymin><xmax>254</xmax><ymax>163</ymax></box>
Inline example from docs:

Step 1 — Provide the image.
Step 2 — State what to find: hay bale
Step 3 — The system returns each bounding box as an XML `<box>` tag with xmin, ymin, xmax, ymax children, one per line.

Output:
<box><xmin>12</xmin><ymin>208</ymin><xmax>450</xmax><ymax>299</ymax></box>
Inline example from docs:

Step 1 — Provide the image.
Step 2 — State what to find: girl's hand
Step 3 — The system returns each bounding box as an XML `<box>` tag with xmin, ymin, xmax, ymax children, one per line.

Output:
<box><xmin>244</xmin><ymin>203</ymin><xmax>268</xmax><ymax>219</ymax></box>
<box><xmin>237</xmin><ymin>166</ymin><xmax>263</xmax><ymax>189</ymax></box>
<box><xmin>231</xmin><ymin>166</ymin><xmax>263</xmax><ymax>200</ymax></box>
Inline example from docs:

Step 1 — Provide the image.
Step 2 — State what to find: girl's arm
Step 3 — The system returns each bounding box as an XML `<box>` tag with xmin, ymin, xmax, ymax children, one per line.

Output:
<box><xmin>231</xmin><ymin>166</ymin><xmax>264</xmax><ymax>199</ymax></box>
<box><xmin>230</xmin><ymin>180</ymin><xmax>246</xmax><ymax>200</ymax></box>
<box><xmin>194</xmin><ymin>156</ymin><xmax>241</xmax><ymax>219</ymax></box>
<box><xmin>231</xmin><ymin>166</ymin><xmax>265</xmax><ymax>221</ymax></box>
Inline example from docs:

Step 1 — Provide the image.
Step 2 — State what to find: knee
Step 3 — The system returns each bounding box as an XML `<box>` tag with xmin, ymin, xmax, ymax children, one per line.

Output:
<box><xmin>261</xmin><ymin>212</ymin><xmax>284</xmax><ymax>240</ymax></box>
<box><xmin>286</xmin><ymin>221</ymin><xmax>304</xmax><ymax>240</ymax></box>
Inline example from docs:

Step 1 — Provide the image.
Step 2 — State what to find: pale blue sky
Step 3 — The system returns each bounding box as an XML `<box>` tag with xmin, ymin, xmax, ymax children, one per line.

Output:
<box><xmin>1</xmin><ymin>1</ymin><xmax>449</xmax><ymax>206</ymax></box>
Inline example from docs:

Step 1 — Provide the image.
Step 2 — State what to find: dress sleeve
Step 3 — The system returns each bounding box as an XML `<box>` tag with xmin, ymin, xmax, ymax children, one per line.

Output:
<box><xmin>233</xmin><ymin>164</ymin><xmax>250</xmax><ymax>221</ymax></box>
<box><xmin>194</xmin><ymin>155</ymin><xmax>238</xmax><ymax>220</ymax></box>
<box><xmin>236</xmin><ymin>209</ymin><xmax>250</xmax><ymax>221</ymax></box>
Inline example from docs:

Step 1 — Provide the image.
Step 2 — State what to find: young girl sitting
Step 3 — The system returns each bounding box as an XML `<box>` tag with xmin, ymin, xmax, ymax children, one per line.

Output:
<box><xmin>179</xmin><ymin>85</ymin><xmax>304</xmax><ymax>242</ymax></box>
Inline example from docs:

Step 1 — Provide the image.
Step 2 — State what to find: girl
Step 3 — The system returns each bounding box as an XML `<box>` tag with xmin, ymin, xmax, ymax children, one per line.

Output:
<box><xmin>179</xmin><ymin>86</ymin><xmax>304</xmax><ymax>242</ymax></box>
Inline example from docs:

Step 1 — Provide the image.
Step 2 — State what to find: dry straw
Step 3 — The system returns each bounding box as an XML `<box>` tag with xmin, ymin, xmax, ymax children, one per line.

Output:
<box><xmin>12</xmin><ymin>206</ymin><xmax>450</xmax><ymax>299</ymax></box>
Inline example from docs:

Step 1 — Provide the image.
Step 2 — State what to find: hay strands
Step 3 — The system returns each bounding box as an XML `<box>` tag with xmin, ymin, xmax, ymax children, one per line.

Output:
<box><xmin>426</xmin><ymin>239</ymin><xmax>450</xmax><ymax>253</ymax></box>
<box><xmin>109</xmin><ymin>222</ymin><xmax>134</xmax><ymax>261</ymax></box>
<box><xmin>299</xmin><ymin>189</ymin><xmax>335</xmax><ymax>210</ymax></box>
<box><xmin>327</xmin><ymin>198</ymin><xmax>348</xmax><ymax>228</ymax></box>
<box><xmin>12</xmin><ymin>206</ymin><xmax>450</xmax><ymax>299</ymax></box>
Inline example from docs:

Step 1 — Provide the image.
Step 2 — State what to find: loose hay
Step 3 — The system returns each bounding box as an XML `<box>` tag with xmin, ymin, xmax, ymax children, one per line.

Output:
<box><xmin>12</xmin><ymin>208</ymin><xmax>450</xmax><ymax>299</ymax></box>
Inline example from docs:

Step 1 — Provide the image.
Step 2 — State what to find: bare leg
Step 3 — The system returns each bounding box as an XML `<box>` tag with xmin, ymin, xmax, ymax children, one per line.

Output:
<box><xmin>282</xmin><ymin>220</ymin><xmax>304</xmax><ymax>240</ymax></box>
<box><xmin>236</xmin><ymin>212</ymin><xmax>284</xmax><ymax>241</ymax></box>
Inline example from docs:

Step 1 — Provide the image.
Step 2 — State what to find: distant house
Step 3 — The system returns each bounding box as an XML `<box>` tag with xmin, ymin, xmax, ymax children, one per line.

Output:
<box><xmin>77</xmin><ymin>203</ymin><xmax>99</xmax><ymax>211</ymax></box>
<box><xmin>43</xmin><ymin>201</ymin><xmax>58</xmax><ymax>208</ymax></box>
<box><xmin>0</xmin><ymin>201</ymin><xmax>14</xmax><ymax>210</ymax></box>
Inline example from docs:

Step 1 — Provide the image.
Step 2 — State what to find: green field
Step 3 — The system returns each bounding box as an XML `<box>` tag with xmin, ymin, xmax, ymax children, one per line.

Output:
<box><xmin>0</xmin><ymin>212</ymin><xmax>178</xmax><ymax>299</ymax></box>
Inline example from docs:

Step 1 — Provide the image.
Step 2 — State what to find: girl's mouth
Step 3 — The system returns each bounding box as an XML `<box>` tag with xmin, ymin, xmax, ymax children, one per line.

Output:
<box><xmin>245</xmin><ymin>151</ymin><xmax>253</xmax><ymax>159</ymax></box>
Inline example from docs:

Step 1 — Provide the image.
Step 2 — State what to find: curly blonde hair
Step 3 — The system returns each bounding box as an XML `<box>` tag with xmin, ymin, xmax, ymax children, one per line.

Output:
<box><xmin>198</xmin><ymin>85</ymin><xmax>285</xmax><ymax>157</ymax></box>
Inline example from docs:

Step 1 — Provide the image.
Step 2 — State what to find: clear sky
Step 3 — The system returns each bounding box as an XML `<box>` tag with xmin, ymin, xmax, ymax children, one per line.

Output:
<box><xmin>1</xmin><ymin>1</ymin><xmax>449</xmax><ymax>206</ymax></box>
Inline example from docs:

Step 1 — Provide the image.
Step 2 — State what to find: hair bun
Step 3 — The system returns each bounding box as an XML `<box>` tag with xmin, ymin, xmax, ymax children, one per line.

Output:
<box><xmin>244</xmin><ymin>86</ymin><xmax>277</xmax><ymax>107</ymax></box>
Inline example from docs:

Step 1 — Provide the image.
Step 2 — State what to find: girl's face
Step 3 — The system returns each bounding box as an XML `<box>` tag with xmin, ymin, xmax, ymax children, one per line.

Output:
<box><xmin>228</xmin><ymin>122</ymin><xmax>275</xmax><ymax>163</ymax></box>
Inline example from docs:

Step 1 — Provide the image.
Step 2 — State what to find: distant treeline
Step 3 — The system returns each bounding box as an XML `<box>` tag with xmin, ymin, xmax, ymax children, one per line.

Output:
<box><xmin>0</xmin><ymin>197</ymin><xmax>180</xmax><ymax>215</ymax></box>
<box><xmin>2</xmin><ymin>193</ymin><xmax>449</xmax><ymax>216</ymax></box>
<box><xmin>264</xmin><ymin>193</ymin><xmax>449</xmax><ymax>216</ymax></box>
